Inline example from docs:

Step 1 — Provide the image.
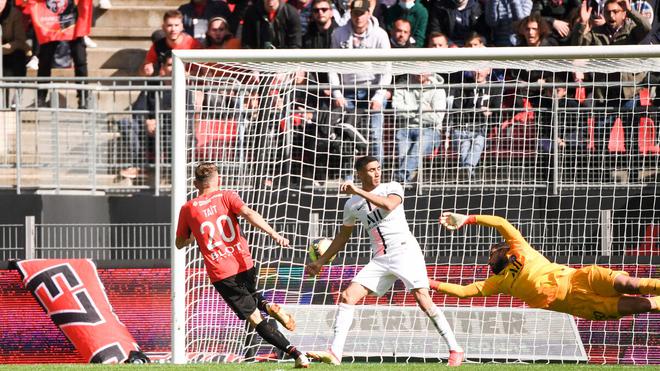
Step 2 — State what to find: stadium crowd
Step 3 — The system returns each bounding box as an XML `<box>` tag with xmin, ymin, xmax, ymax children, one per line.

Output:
<box><xmin>2</xmin><ymin>0</ymin><xmax>659</xmax><ymax>185</ymax></box>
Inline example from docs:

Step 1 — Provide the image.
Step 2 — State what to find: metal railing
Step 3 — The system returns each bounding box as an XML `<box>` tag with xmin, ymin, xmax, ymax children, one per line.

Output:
<box><xmin>1</xmin><ymin>216</ymin><xmax>170</xmax><ymax>261</ymax></box>
<box><xmin>0</xmin><ymin>78</ymin><xmax>172</xmax><ymax>194</ymax></box>
<box><xmin>1</xmin><ymin>77</ymin><xmax>659</xmax><ymax>194</ymax></box>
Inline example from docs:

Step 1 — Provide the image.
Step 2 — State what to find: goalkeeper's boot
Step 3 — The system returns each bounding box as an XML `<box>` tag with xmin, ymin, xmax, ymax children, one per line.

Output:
<box><xmin>448</xmin><ymin>349</ymin><xmax>464</xmax><ymax>367</ymax></box>
<box><xmin>267</xmin><ymin>303</ymin><xmax>296</xmax><ymax>331</ymax></box>
<box><xmin>294</xmin><ymin>353</ymin><xmax>310</xmax><ymax>368</ymax></box>
<box><xmin>306</xmin><ymin>350</ymin><xmax>341</xmax><ymax>365</ymax></box>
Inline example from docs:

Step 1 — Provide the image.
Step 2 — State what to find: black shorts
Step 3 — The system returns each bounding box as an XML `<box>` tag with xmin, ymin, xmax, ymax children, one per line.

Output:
<box><xmin>212</xmin><ymin>267</ymin><xmax>264</xmax><ymax>320</ymax></box>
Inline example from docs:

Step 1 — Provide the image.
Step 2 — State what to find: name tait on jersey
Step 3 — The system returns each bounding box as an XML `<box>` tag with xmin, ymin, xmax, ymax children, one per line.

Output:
<box><xmin>202</xmin><ymin>205</ymin><xmax>218</xmax><ymax>218</ymax></box>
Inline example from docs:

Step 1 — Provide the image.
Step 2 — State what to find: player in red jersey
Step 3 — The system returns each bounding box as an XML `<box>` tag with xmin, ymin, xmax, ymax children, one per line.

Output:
<box><xmin>176</xmin><ymin>162</ymin><xmax>309</xmax><ymax>368</ymax></box>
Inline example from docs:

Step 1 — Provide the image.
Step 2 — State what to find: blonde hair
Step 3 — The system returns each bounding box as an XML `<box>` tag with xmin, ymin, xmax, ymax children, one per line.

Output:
<box><xmin>194</xmin><ymin>162</ymin><xmax>218</xmax><ymax>183</ymax></box>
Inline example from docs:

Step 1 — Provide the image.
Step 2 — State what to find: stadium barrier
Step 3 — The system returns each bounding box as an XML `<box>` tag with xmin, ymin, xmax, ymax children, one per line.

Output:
<box><xmin>0</xmin><ymin>77</ymin><xmax>659</xmax><ymax>195</ymax></box>
<box><xmin>0</xmin><ymin>216</ymin><xmax>170</xmax><ymax>263</ymax></box>
<box><xmin>0</xmin><ymin>78</ymin><xmax>172</xmax><ymax>195</ymax></box>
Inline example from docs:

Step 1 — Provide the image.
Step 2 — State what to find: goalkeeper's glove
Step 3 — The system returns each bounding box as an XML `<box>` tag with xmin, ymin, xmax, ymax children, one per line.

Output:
<box><xmin>440</xmin><ymin>212</ymin><xmax>476</xmax><ymax>230</ymax></box>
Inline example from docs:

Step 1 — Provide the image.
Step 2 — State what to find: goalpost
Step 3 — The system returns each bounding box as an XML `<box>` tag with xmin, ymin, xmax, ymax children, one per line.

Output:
<box><xmin>171</xmin><ymin>47</ymin><xmax>660</xmax><ymax>364</ymax></box>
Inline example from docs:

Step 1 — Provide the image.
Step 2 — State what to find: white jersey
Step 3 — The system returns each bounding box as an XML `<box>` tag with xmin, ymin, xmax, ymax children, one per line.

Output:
<box><xmin>342</xmin><ymin>182</ymin><xmax>416</xmax><ymax>257</ymax></box>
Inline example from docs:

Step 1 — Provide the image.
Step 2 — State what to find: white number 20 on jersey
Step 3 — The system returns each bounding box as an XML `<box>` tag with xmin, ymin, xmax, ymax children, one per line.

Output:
<box><xmin>200</xmin><ymin>215</ymin><xmax>236</xmax><ymax>250</ymax></box>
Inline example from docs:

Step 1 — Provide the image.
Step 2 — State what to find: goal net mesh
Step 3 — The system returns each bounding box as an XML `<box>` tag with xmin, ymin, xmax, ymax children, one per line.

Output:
<box><xmin>173</xmin><ymin>49</ymin><xmax>660</xmax><ymax>364</ymax></box>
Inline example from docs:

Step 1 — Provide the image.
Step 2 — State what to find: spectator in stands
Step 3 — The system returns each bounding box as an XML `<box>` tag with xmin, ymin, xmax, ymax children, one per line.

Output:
<box><xmin>485</xmin><ymin>0</ymin><xmax>533</xmax><ymax>46</ymax></box>
<box><xmin>178</xmin><ymin>0</ymin><xmax>232</xmax><ymax>44</ymax></box>
<box><xmin>32</xmin><ymin>0</ymin><xmax>92</xmax><ymax>108</ymax></box>
<box><xmin>463</xmin><ymin>31</ymin><xmax>507</xmax><ymax>81</ymax></box>
<box><xmin>299</xmin><ymin>0</ymin><xmax>337</xmax><ymax>178</ymax></box>
<box><xmin>302</xmin><ymin>0</ymin><xmax>338</xmax><ymax>109</ymax></box>
<box><xmin>383</xmin><ymin>0</ymin><xmax>428</xmax><ymax>47</ymax></box>
<box><xmin>571</xmin><ymin>0</ymin><xmax>650</xmax><ymax>182</ymax></box>
<box><xmin>329</xmin><ymin>0</ymin><xmax>391</xmax><ymax>173</ymax></box>
<box><xmin>12</xmin><ymin>0</ymin><xmax>37</xmax><ymax>71</ymax></box>
<box><xmin>120</xmin><ymin>53</ymin><xmax>175</xmax><ymax>180</ymax></box>
<box><xmin>532</xmin><ymin>0</ymin><xmax>581</xmax><ymax>45</ymax></box>
<box><xmin>463</xmin><ymin>30</ymin><xmax>487</xmax><ymax>47</ymax></box>
<box><xmin>510</xmin><ymin>14</ymin><xmax>558</xmax><ymax>110</ymax></box>
<box><xmin>290</xmin><ymin>0</ymin><xmax>314</xmax><ymax>32</ymax></box>
<box><xmin>515</xmin><ymin>12</ymin><xmax>557</xmax><ymax>46</ymax></box>
<box><xmin>426</xmin><ymin>31</ymin><xmax>463</xmax><ymax>84</ymax></box>
<box><xmin>392</xmin><ymin>72</ymin><xmax>448</xmax><ymax>184</ymax></box>
<box><xmin>332</xmin><ymin>0</ymin><xmax>387</xmax><ymax>26</ymax></box>
<box><xmin>571</xmin><ymin>0</ymin><xmax>650</xmax><ymax>109</ymax></box>
<box><xmin>389</xmin><ymin>18</ymin><xmax>414</xmax><ymax>47</ymax></box>
<box><xmin>241</xmin><ymin>0</ymin><xmax>302</xmax><ymax>49</ymax></box>
<box><xmin>427</xmin><ymin>0</ymin><xmax>485</xmax><ymax>47</ymax></box>
<box><xmin>141</xmin><ymin>10</ymin><xmax>201</xmax><ymax>77</ymax></box>
<box><xmin>572</xmin><ymin>0</ymin><xmax>650</xmax><ymax>46</ymax></box>
<box><xmin>510</xmin><ymin>14</ymin><xmax>565</xmax><ymax>178</ymax></box>
<box><xmin>426</xmin><ymin>31</ymin><xmax>450</xmax><ymax>48</ymax></box>
<box><xmin>303</xmin><ymin>0</ymin><xmax>338</xmax><ymax>48</ymax></box>
<box><xmin>450</xmin><ymin>67</ymin><xmax>502</xmax><ymax>181</ymax></box>
<box><xmin>1</xmin><ymin>0</ymin><xmax>29</xmax><ymax>77</ymax></box>
<box><xmin>293</xmin><ymin>71</ymin><xmax>336</xmax><ymax>185</ymax></box>
<box><xmin>205</xmin><ymin>16</ymin><xmax>241</xmax><ymax>48</ymax></box>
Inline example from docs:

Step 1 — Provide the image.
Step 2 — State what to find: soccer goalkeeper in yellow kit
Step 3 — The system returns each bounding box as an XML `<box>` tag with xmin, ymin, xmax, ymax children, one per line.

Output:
<box><xmin>431</xmin><ymin>212</ymin><xmax>660</xmax><ymax>321</ymax></box>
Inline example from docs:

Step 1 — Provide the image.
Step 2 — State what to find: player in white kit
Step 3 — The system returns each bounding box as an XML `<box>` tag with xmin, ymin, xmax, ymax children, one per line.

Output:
<box><xmin>305</xmin><ymin>156</ymin><xmax>464</xmax><ymax>366</ymax></box>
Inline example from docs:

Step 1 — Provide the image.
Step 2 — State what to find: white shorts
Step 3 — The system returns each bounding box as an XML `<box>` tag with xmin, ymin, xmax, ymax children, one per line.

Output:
<box><xmin>352</xmin><ymin>244</ymin><xmax>429</xmax><ymax>297</ymax></box>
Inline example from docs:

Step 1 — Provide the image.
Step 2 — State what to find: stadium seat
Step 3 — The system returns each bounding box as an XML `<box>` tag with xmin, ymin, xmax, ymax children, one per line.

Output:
<box><xmin>586</xmin><ymin>116</ymin><xmax>596</xmax><ymax>152</ymax></box>
<box><xmin>195</xmin><ymin>119</ymin><xmax>238</xmax><ymax>160</ymax></box>
<box><xmin>607</xmin><ymin>117</ymin><xmax>626</xmax><ymax>154</ymax></box>
<box><xmin>487</xmin><ymin>117</ymin><xmax>537</xmax><ymax>159</ymax></box>
<box><xmin>639</xmin><ymin>88</ymin><xmax>652</xmax><ymax>107</ymax></box>
<box><xmin>638</xmin><ymin>117</ymin><xmax>660</xmax><ymax>154</ymax></box>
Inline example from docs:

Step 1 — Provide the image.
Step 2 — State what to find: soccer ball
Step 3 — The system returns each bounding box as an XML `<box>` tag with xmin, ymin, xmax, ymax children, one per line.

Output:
<box><xmin>309</xmin><ymin>238</ymin><xmax>335</xmax><ymax>263</ymax></box>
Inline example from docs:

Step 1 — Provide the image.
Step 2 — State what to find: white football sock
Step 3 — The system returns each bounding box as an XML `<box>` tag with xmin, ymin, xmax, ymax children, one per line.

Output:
<box><xmin>330</xmin><ymin>303</ymin><xmax>355</xmax><ymax>360</ymax></box>
<box><xmin>426</xmin><ymin>304</ymin><xmax>462</xmax><ymax>351</ymax></box>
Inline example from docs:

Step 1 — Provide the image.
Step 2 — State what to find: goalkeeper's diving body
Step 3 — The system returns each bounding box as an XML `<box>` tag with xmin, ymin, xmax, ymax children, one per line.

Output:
<box><xmin>434</xmin><ymin>212</ymin><xmax>660</xmax><ymax>320</ymax></box>
<box><xmin>175</xmin><ymin>162</ymin><xmax>310</xmax><ymax>368</ymax></box>
<box><xmin>305</xmin><ymin>156</ymin><xmax>464</xmax><ymax>366</ymax></box>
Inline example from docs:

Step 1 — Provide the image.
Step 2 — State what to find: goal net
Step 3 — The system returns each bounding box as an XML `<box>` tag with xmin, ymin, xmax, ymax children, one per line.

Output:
<box><xmin>171</xmin><ymin>47</ymin><xmax>660</xmax><ymax>364</ymax></box>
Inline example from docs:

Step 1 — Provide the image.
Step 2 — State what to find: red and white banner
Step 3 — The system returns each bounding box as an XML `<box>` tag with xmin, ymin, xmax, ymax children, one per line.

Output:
<box><xmin>25</xmin><ymin>0</ymin><xmax>93</xmax><ymax>44</ymax></box>
<box><xmin>16</xmin><ymin>259</ymin><xmax>143</xmax><ymax>363</ymax></box>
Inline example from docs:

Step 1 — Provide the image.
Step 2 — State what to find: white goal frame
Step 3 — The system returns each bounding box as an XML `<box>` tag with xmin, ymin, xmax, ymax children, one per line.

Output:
<box><xmin>171</xmin><ymin>46</ymin><xmax>660</xmax><ymax>364</ymax></box>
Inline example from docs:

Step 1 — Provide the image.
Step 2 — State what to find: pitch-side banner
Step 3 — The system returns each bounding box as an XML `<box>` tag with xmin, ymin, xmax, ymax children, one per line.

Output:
<box><xmin>15</xmin><ymin>259</ymin><xmax>143</xmax><ymax>363</ymax></box>
<box><xmin>27</xmin><ymin>0</ymin><xmax>93</xmax><ymax>44</ymax></box>
<box><xmin>280</xmin><ymin>304</ymin><xmax>588</xmax><ymax>362</ymax></box>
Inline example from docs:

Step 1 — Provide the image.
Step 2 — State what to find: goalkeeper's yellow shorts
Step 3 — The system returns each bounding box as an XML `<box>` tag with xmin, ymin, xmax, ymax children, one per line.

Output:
<box><xmin>550</xmin><ymin>265</ymin><xmax>629</xmax><ymax>321</ymax></box>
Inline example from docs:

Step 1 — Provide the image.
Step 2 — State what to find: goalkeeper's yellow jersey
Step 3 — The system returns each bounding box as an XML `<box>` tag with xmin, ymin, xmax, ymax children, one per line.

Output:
<box><xmin>458</xmin><ymin>215</ymin><xmax>574</xmax><ymax>308</ymax></box>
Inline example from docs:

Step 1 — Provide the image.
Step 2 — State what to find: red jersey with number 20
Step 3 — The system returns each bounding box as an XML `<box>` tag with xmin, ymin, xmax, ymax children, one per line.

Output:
<box><xmin>176</xmin><ymin>190</ymin><xmax>253</xmax><ymax>282</ymax></box>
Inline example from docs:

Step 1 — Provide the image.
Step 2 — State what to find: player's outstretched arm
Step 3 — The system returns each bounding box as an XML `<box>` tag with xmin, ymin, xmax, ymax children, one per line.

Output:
<box><xmin>305</xmin><ymin>225</ymin><xmax>353</xmax><ymax>277</ymax></box>
<box><xmin>473</xmin><ymin>215</ymin><xmax>524</xmax><ymax>243</ymax></box>
<box><xmin>440</xmin><ymin>212</ymin><xmax>476</xmax><ymax>230</ymax></box>
<box><xmin>440</xmin><ymin>212</ymin><xmax>524</xmax><ymax>243</ymax></box>
<box><xmin>429</xmin><ymin>279</ymin><xmax>487</xmax><ymax>299</ymax></box>
<box><xmin>239</xmin><ymin>205</ymin><xmax>289</xmax><ymax>247</ymax></box>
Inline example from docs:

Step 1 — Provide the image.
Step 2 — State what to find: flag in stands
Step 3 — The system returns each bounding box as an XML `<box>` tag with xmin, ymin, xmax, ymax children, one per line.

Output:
<box><xmin>27</xmin><ymin>0</ymin><xmax>93</xmax><ymax>44</ymax></box>
<box><xmin>15</xmin><ymin>259</ymin><xmax>148</xmax><ymax>363</ymax></box>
